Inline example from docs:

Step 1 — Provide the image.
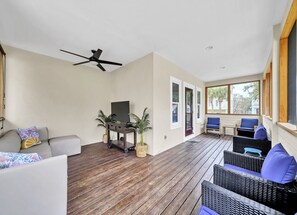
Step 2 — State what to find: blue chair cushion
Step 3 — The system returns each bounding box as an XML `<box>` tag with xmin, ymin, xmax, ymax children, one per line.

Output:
<box><xmin>207</xmin><ymin>118</ymin><xmax>220</xmax><ymax>125</ymax></box>
<box><xmin>207</xmin><ymin>124</ymin><xmax>220</xmax><ymax>129</ymax></box>
<box><xmin>224</xmin><ymin>164</ymin><xmax>262</xmax><ymax>177</ymax></box>
<box><xmin>254</xmin><ymin>124</ymin><xmax>268</xmax><ymax>140</ymax></box>
<box><xmin>241</xmin><ymin>118</ymin><xmax>258</xmax><ymax>129</ymax></box>
<box><xmin>198</xmin><ymin>205</ymin><xmax>219</xmax><ymax>215</ymax></box>
<box><xmin>261</xmin><ymin>143</ymin><xmax>297</xmax><ymax>184</ymax></box>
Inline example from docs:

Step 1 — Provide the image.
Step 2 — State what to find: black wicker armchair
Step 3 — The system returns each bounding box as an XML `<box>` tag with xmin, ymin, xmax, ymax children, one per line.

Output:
<box><xmin>213</xmin><ymin>151</ymin><xmax>297</xmax><ymax>215</ymax></box>
<box><xmin>201</xmin><ymin>181</ymin><xmax>284</xmax><ymax>215</ymax></box>
<box><xmin>233</xmin><ymin>135</ymin><xmax>271</xmax><ymax>156</ymax></box>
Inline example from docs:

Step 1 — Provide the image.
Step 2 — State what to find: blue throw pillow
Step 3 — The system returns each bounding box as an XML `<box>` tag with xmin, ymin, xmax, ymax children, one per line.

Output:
<box><xmin>254</xmin><ymin>124</ymin><xmax>267</xmax><ymax>140</ymax></box>
<box><xmin>198</xmin><ymin>206</ymin><xmax>220</xmax><ymax>215</ymax></box>
<box><xmin>261</xmin><ymin>143</ymin><xmax>297</xmax><ymax>184</ymax></box>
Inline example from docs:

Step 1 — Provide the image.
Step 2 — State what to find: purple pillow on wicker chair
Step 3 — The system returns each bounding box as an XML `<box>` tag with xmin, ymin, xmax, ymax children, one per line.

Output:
<box><xmin>261</xmin><ymin>143</ymin><xmax>297</xmax><ymax>184</ymax></box>
<box><xmin>254</xmin><ymin>124</ymin><xmax>267</xmax><ymax>140</ymax></box>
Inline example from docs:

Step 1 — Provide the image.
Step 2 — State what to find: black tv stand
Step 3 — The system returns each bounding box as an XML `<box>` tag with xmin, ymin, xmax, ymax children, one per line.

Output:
<box><xmin>106</xmin><ymin>122</ymin><xmax>137</xmax><ymax>153</ymax></box>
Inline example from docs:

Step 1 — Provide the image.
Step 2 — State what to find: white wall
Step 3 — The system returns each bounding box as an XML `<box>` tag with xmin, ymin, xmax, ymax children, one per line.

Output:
<box><xmin>152</xmin><ymin>53</ymin><xmax>205</xmax><ymax>155</ymax></box>
<box><xmin>4</xmin><ymin>45</ymin><xmax>111</xmax><ymax>145</ymax></box>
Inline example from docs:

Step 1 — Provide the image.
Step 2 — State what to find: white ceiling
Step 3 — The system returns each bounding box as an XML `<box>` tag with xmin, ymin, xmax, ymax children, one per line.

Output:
<box><xmin>0</xmin><ymin>0</ymin><xmax>288</xmax><ymax>82</ymax></box>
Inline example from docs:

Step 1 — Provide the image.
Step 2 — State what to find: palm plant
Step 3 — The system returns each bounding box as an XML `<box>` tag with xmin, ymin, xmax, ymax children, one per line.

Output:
<box><xmin>96</xmin><ymin>110</ymin><xmax>116</xmax><ymax>134</ymax></box>
<box><xmin>129</xmin><ymin>107</ymin><xmax>152</xmax><ymax>146</ymax></box>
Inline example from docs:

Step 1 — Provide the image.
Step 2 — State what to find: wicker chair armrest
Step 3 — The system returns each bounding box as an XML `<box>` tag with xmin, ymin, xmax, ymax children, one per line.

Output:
<box><xmin>233</xmin><ymin>136</ymin><xmax>272</xmax><ymax>156</ymax></box>
<box><xmin>224</xmin><ymin>150</ymin><xmax>264</xmax><ymax>172</ymax></box>
<box><xmin>202</xmin><ymin>181</ymin><xmax>284</xmax><ymax>215</ymax></box>
<box><xmin>213</xmin><ymin>165</ymin><xmax>297</xmax><ymax>215</ymax></box>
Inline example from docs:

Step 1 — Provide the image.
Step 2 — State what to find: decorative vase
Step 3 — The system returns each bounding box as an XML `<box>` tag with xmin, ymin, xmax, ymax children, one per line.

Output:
<box><xmin>103</xmin><ymin>134</ymin><xmax>108</xmax><ymax>144</ymax></box>
<box><xmin>136</xmin><ymin>143</ymin><xmax>148</xmax><ymax>157</ymax></box>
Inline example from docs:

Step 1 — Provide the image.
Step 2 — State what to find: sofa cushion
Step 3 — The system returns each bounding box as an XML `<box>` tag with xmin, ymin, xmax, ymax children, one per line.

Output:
<box><xmin>0</xmin><ymin>130</ymin><xmax>21</xmax><ymax>153</ymax></box>
<box><xmin>17</xmin><ymin>126</ymin><xmax>41</xmax><ymax>149</ymax></box>
<box><xmin>20</xmin><ymin>141</ymin><xmax>52</xmax><ymax>159</ymax></box>
<box><xmin>207</xmin><ymin>124</ymin><xmax>220</xmax><ymax>129</ymax></box>
<box><xmin>0</xmin><ymin>151</ymin><xmax>42</xmax><ymax>169</ymax></box>
<box><xmin>241</xmin><ymin>118</ymin><xmax>258</xmax><ymax>129</ymax></box>
<box><xmin>224</xmin><ymin>164</ymin><xmax>262</xmax><ymax>177</ymax></box>
<box><xmin>198</xmin><ymin>205</ymin><xmax>219</xmax><ymax>215</ymax></box>
<box><xmin>261</xmin><ymin>143</ymin><xmax>297</xmax><ymax>184</ymax></box>
<box><xmin>37</xmin><ymin>127</ymin><xmax>49</xmax><ymax>142</ymax></box>
<box><xmin>254</xmin><ymin>124</ymin><xmax>267</xmax><ymax>140</ymax></box>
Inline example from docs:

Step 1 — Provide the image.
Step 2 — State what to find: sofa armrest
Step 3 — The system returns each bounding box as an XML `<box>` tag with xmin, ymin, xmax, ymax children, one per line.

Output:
<box><xmin>202</xmin><ymin>180</ymin><xmax>284</xmax><ymax>215</ymax></box>
<box><xmin>224</xmin><ymin>150</ymin><xmax>264</xmax><ymax>172</ymax></box>
<box><xmin>233</xmin><ymin>136</ymin><xmax>272</xmax><ymax>156</ymax></box>
<box><xmin>0</xmin><ymin>155</ymin><xmax>67</xmax><ymax>215</ymax></box>
<box><xmin>213</xmin><ymin>164</ymin><xmax>297</xmax><ymax>215</ymax></box>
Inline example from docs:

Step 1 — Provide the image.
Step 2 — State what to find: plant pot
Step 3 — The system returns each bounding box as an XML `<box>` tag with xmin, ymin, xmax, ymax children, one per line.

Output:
<box><xmin>136</xmin><ymin>143</ymin><xmax>148</xmax><ymax>157</ymax></box>
<box><xmin>103</xmin><ymin>134</ymin><xmax>108</xmax><ymax>144</ymax></box>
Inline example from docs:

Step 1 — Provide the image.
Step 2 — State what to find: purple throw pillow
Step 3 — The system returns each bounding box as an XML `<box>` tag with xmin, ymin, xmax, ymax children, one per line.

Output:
<box><xmin>261</xmin><ymin>143</ymin><xmax>297</xmax><ymax>184</ymax></box>
<box><xmin>254</xmin><ymin>124</ymin><xmax>267</xmax><ymax>140</ymax></box>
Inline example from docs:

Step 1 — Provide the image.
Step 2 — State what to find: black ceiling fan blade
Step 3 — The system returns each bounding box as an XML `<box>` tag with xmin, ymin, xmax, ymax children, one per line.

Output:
<box><xmin>60</xmin><ymin>49</ymin><xmax>89</xmax><ymax>60</ymax></box>
<box><xmin>73</xmin><ymin>61</ymin><xmax>90</xmax><ymax>66</ymax></box>
<box><xmin>98</xmin><ymin>59</ymin><xmax>122</xmax><ymax>66</ymax></box>
<box><xmin>93</xmin><ymin>49</ymin><xmax>102</xmax><ymax>59</ymax></box>
<box><xmin>97</xmin><ymin>63</ymin><xmax>106</xmax><ymax>71</ymax></box>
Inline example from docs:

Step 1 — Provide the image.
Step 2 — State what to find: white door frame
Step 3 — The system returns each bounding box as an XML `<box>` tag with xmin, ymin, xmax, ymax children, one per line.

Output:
<box><xmin>183</xmin><ymin>82</ymin><xmax>196</xmax><ymax>141</ymax></box>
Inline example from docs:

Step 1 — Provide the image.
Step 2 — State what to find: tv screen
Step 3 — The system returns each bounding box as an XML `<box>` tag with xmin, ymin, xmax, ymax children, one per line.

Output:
<box><xmin>111</xmin><ymin>101</ymin><xmax>130</xmax><ymax>123</ymax></box>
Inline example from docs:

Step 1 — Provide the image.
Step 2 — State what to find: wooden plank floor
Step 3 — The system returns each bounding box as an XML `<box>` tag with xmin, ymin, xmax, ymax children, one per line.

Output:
<box><xmin>67</xmin><ymin>134</ymin><xmax>232</xmax><ymax>215</ymax></box>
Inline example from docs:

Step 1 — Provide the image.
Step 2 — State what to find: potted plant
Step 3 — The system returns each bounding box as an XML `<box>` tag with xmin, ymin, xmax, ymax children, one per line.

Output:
<box><xmin>96</xmin><ymin>110</ymin><xmax>116</xmax><ymax>143</ymax></box>
<box><xmin>129</xmin><ymin>107</ymin><xmax>152</xmax><ymax>157</ymax></box>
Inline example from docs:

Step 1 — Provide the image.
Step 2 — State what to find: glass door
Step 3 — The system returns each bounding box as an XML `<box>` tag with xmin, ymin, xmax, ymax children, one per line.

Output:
<box><xmin>185</xmin><ymin>87</ymin><xmax>193</xmax><ymax>136</ymax></box>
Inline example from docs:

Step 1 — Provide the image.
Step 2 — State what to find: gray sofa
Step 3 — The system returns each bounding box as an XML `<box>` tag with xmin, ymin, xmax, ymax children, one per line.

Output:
<box><xmin>0</xmin><ymin>127</ymin><xmax>52</xmax><ymax>158</ymax></box>
<box><xmin>0</xmin><ymin>127</ymin><xmax>73</xmax><ymax>215</ymax></box>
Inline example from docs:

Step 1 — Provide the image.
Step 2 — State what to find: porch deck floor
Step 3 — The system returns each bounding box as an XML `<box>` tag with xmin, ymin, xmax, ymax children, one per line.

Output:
<box><xmin>67</xmin><ymin>134</ymin><xmax>232</xmax><ymax>215</ymax></box>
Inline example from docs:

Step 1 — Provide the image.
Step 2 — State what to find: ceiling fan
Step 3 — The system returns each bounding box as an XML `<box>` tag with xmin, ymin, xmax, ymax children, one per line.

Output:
<box><xmin>60</xmin><ymin>48</ymin><xmax>122</xmax><ymax>71</ymax></box>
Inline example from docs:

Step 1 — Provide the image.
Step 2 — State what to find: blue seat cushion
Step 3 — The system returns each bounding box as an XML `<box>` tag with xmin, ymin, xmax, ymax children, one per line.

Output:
<box><xmin>198</xmin><ymin>205</ymin><xmax>219</xmax><ymax>215</ymax></box>
<box><xmin>207</xmin><ymin>124</ymin><xmax>220</xmax><ymax>129</ymax></box>
<box><xmin>207</xmin><ymin>118</ymin><xmax>220</xmax><ymax>125</ymax></box>
<box><xmin>254</xmin><ymin>124</ymin><xmax>267</xmax><ymax>140</ymax></box>
<box><xmin>224</xmin><ymin>164</ymin><xmax>262</xmax><ymax>177</ymax></box>
<box><xmin>261</xmin><ymin>143</ymin><xmax>297</xmax><ymax>184</ymax></box>
<box><xmin>241</xmin><ymin>118</ymin><xmax>258</xmax><ymax>129</ymax></box>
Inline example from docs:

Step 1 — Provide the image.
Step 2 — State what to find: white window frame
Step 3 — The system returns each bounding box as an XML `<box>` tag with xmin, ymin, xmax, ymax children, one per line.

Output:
<box><xmin>196</xmin><ymin>87</ymin><xmax>202</xmax><ymax>123</ymax></box>
<box><xmin>170</xmin><ymin>76</ymin><xmax>182</xmax><ymax>129</ymax></box>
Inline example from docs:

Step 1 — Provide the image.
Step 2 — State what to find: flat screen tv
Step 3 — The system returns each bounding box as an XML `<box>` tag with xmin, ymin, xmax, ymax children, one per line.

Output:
<box><xmin>111</xmin><ymin>101</ymin><xmax>130</xmax><ymax>123</ymax></box>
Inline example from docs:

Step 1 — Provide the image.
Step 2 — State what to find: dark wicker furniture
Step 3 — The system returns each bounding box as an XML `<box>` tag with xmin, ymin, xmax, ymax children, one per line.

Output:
<box><xmin>236</xmin><ymin>118</ymin><xmax>258</xmax><ymax>138</ymax></box>
<box><xmin>233</xmin><ymin>135</ymin><xmax>271</xmax><ymax>156</ymax></box>
<box><xmin>201</xmin><ymin>181</ymin><xmax>284</xmax><ymax>215</ymax></box>
<box><xmin>213</xmin><ymin>151</ymin><xmax>297</xmax><ymax>215</ymax></box>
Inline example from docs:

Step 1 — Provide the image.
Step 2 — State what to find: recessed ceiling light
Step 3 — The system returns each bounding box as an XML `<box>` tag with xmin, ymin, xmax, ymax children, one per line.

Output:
<box><xmin>205</xmin><ymin>46</ymin><xmax>213</xmax><ymax>50</ymax></box>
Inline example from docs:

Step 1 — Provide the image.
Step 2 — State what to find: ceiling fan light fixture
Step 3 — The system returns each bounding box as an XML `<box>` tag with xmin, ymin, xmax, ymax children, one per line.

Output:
<box><xmin>205</xmin><ymin>46</ymin><xmax>213</xmax><ymax>50</ymax></box>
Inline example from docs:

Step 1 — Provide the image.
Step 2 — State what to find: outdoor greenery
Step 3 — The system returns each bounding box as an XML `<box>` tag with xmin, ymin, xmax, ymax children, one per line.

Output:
<box><xmin>207</xmin><ymin>86</ymin><xmax>228</xmax><ymax>113</ymax></box>
<box><xmin>207</xmin><ymin>81</ymin><xmax>259</xmax><ymax>115</ymax></box>
<box><xmin>129</xmin><ymin>108</ymin><xmax>152</xmax><ymax>146</ymax></box>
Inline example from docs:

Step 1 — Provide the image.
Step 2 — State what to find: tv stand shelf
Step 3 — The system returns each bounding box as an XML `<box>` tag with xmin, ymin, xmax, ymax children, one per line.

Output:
<box><xmin>106</xmin><ymin>122</ymin><xmax>137</xmax><ymax>153</ymax></box>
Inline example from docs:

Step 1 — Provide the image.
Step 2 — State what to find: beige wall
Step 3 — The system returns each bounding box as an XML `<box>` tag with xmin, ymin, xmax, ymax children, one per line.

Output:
<box><xmin>110</xmin><ymin>53</ymin><xmax>154</xmax><ymax>154</ymax></box>
<box><xmin>262</xmin><ymin>0</ymin><xmax>297</xmax><ymax>159</ymax></box>
<box><xmin>152</xmin><ymin>53</ymin><xmax>205</xmax><ymax>155</ymax></box>
<box><xmin>4</xmin><ymin>45</ymin><xmax>111</xmax><ymax>145</ymax></box>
